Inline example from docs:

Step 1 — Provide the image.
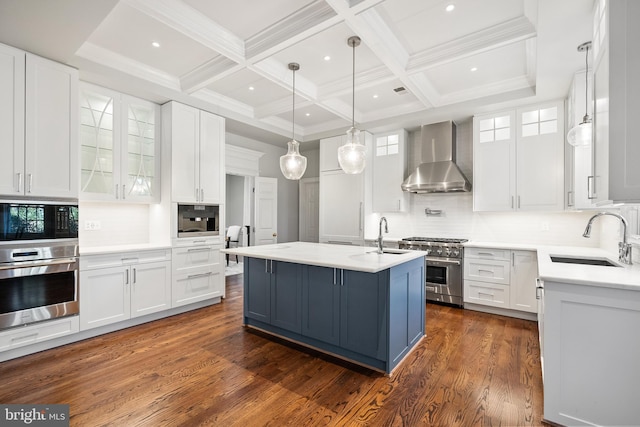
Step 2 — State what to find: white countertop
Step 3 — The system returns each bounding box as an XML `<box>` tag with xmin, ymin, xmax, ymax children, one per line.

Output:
<box><xmin>80</xmin><ymin>243</ymin><xmax>172</xmax><ymax>256</ymax></box>
<box><xmin>466</xmin><ymin>241</ymin><xmax>640</xmax><ymax>291</ymax></box>
<box><xmin>221</xmin><ymin>241</ymin><xmax>425</xmax><ymax>273</ymax></box>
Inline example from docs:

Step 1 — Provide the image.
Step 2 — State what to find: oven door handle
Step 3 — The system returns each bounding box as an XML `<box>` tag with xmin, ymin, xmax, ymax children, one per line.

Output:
<box><xmin>0</xmin><ymin>257</ymin><xmax>78</xmax><ymax>271</ymax></box>
<box><xmin>426</xmin><ymin>258</ymin><xmax>461</xmax><ymax>266</ymax></box>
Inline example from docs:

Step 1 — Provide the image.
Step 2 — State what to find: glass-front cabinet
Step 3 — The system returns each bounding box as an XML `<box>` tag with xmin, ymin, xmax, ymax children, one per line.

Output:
<box><xmin>79</xmin><ymin>83</ymin><xmax>160</xmax><ymax>203</ymax></box>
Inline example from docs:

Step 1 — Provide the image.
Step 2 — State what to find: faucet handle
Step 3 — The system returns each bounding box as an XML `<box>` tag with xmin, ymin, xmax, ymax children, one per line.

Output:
<box><xmin>618</xmin><ymin>242</ymin><xmax>633</xmax><ymax>265</ymax></box>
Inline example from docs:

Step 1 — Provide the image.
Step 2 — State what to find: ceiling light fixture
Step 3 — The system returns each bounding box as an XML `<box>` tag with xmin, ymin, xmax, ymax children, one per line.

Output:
<box><xmin>151</xmin><ymin>41</ymin><xmax>160</xmax><ymax>48</ymax></box>
<box><xmin>470</xmin><ymin>67</ymin><xmax>477</xmax><ymax>72</ymax></box>
<box><xmin>338</xmin><ymin>36</ymin><xmax>367</xmax><ymax>174</ymax></box>
<box><xmin>248</xmin><ymin>86</ymin><xmax>255</xmax><ymax>91</ymax></box>
<box><xmin>567</xmin><ymin>41</ymin><xmax>592</xmax><ymax>147</ymax></box>
<box><xmin>279</xmin><ymin>62</ymin><xmax>307</xmax><ymax>180</ymax></box>
<box><xmin>446</xmin><ymin>4</ymin><xmax>455</xmax><ymax>12</ymax></box>
<box><xmin>324</xmin><ymin>55</ymin><xmax>331</xmax><ymax>61</ymax></box>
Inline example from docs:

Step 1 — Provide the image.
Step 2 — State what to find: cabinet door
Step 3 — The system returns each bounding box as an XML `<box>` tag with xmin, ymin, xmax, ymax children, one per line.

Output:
<box><xmin>121</xmin><ymin>95</ymin><xmax>160</xmax><ymax>203</ymax></box>
<box><xmin>516</xmin><ymin>102</ymin><xmax>564</xmax><ymax>211</ymax></box>
<box><xmin>25</xmin><ymin>53</ymin><xmax>78</xmax><ymax>198</ymax></box>
<box><xmin>340</xmin><ymin>270</ymin><xmax>387</xmax><ymax>360</ymax></box>
<box><xmin>319</xmin><ymin>135</ymin><xmax>344</xmax><ymax>171</ymax></box>
<box><xmin>0</xmin><ymin>43</ymin><xmax>25</xmax><ymax>196</ymax></box>
<box><xmin>80</xmin><ymin>266</ymin><xmax>130</xmax><ymax>330</ymax></box>
<box><xmin>244</xmin><ymin>257</ymin><xmax>271</xmax><ymax>322</ymax></box>
<box><xmin>319</xmin><ymin>170</ymin><xmax>364</xmax><ymax>244</ymax></box>
<box><xmin>473</xmin><ymin>112</ymin><xmax>516</xmax><ymax>211</ymax></box>
<box><xmin>79</xmin><ymin>83</ymin><xmax>120</xmax><ymax>200</ymax></box>
<box><xmin>131</xmin><ymin>261</ymin><xmax>171</xmax><ymax>318</ymax></box>
<box><xmin>270</xmin><ymin>261</ymin><xmax>302</xmax><ymax>333</ymax></box>
<box><xmin>372</xmin><ymin>130</ymin><xmax>408</xmax><ymax>212</ymax></box>
<box><xmin>169</xmin><ymin>102</ymin><xmax>200</xmax><ymax>203</ymax></box>
<box><xmin>301</xmin><ymin>265</ymin><xmax>340</xmax><ymax>345</ymax></box>
<box><xmin>510</xmin><ymin>251</ymin><xmax>538</xmax><ymax>313</ymax></box>
<box><xmin>199</xmin><ymin>111</ymin><xmax>224</xmax><ymax>204</ymax></box>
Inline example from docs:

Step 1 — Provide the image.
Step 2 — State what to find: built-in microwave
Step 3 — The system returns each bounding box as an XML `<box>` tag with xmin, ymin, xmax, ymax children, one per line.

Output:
<box><xmin>177</xmin><ymin>204</ymin><xmax>219</xmax><ymax>237</ymax></box>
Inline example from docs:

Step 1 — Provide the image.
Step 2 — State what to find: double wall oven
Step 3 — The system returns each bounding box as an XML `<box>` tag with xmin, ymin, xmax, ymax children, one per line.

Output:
<box><xmin>398</xmin><ymin>237</ymin><xmax>468</xmax><ymax>307</ymax></box>
<box><xmin>0</xmin><ymin>201</ymin><xmax>79</xmax><ymax>330</ymax></box>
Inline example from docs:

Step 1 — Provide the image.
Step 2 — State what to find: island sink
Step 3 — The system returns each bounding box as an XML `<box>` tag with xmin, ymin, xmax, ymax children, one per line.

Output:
<box><xmin>550</xmin><ymin>256</ymin><xmax>620</xmax><ymax>267</ymax></box>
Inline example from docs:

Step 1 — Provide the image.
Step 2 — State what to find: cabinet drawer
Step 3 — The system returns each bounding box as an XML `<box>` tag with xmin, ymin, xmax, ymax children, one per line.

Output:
<box><xmin>464</xmin><ymin>280</ymin><xmax>510</xmax><ymax>308</ymax></box>
<box><xmin>81</xmin><ymin>249</ymin><xmax>171</xmax><ymax>270</ymax></box>
<box><xmin>465</xmin><ymin>247</ymin><xmax>511</xmax><ymax>261</ymax></box>
<box><xmin>172</xmin><ymin>246</ymin><xmax>220</xmax><ymax>270</ymax></box>
<box><xmin>0</xmin><ymin>316</ymin><xmax>79</xmax><ymax>351</ymax></box>
<box><xmin>464</xmin><ymin>259</ymin><xmax>510</xmax><ymax>284</ymax></box>
<box><xmin>172</xmin><ymin>264</ymin><xmax>223</xmax><ymax>307</ymax></box>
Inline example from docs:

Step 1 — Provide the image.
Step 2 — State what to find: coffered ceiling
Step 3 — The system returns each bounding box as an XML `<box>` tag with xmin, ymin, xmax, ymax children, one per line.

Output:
<box><xmin>0</xmin><ymin>0</ymin><xmax>593</xmax><ymax>146</ymax></box>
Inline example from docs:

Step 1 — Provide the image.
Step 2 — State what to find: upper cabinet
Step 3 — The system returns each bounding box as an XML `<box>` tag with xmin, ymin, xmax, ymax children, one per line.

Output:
<box><xmin>162</xmin><ymin>101</ymin><xmax>224</xmax><ymax>204</ymax></box>
<box><xmin>372</xmin><ymin>130</ymin><xmax>408</xmax><ymax>213</ymax></box>
<box><xmin>319</xmin><ymin>135</ymin><xmax>344</xmax><ymax>172</ymax></box>
<box><xmin>591</xmin><ymin>0</ymin><xmax>640</xmax><ymax>204</ymax></box>
<box><xmin>473</xmin><ymin>101</ymin><xmax>565</xmax><ymax>212</ymax></box>
<box><xmin>79</xmin><ymin>83</ymin><xmax>160</xmax><ymax>203</ymax></box>
<box><xmin>0</xmin><ymin>44</ymin><xmax>78</xmax><ymax>199</ymax></box>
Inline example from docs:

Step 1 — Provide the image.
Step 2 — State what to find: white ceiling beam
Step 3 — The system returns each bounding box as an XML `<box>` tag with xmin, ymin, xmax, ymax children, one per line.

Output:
<box><xmin>180</xmin><ymin>56</ymin><xmax>240</xmax><ymax>94</ymax></box>
<box><xmin>407</xmin><ymin>16</ymin><xmax>537</xmax><ymax>73</ymax></box>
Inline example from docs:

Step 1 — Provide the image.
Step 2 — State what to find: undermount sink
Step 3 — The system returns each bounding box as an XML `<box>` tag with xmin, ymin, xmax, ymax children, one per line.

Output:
<box><xmin>550</xmin><ymin>255</ymin><xmax>620</xmax><ymax>267</ymax></box>
<box><xmin>366</xmin><ymin>249</ymin><xmax>405</xmax><ymax>255</ymax></box>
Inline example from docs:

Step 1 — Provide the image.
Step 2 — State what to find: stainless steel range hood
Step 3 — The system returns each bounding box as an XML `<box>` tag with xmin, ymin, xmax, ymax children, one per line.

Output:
<box><xmin>401</xmin><ymin>121</ymin><xmax>471</xmax><ymax>193</ymax></box>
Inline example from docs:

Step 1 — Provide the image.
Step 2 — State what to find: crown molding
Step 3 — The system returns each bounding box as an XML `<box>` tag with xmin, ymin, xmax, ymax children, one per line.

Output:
<box><xmin>180</xmin><ymin>56</ymin><xmax>240</xmax><ymax>94</ymax></box>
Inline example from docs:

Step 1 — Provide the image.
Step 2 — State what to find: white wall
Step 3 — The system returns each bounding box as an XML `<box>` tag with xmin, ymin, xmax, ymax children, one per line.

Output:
<box><xmin>79</xmin><ymin>202</ymin><xmax>154</xmax><ymax>247</ymax></box>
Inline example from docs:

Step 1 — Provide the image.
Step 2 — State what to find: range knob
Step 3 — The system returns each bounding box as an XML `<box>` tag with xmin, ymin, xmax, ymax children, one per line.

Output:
<box><xmin>452</xmin><ymin>249</ymin><xmax>460</xmax><ymax>257</ymax></box>
<box><xmin>436</xmin><ymin>248</ymin><xmax>443</xmax><ymax>255</ymax></box>
<box><xmin>425</xmin><ymin>248</ymin><xmax>432</xmax><ymax>255</ymax></box>
<box><xmin>444</xmin><ymin>248</ymin><xmax>451</xmax><ymax>257</ymax></box>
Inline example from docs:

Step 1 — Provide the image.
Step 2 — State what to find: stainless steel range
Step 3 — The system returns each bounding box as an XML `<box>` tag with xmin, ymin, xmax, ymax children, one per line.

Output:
<box><xmin>398</xmin><ymin>237</ymin><xmax>468</xmax><ymax>307</ymax></box>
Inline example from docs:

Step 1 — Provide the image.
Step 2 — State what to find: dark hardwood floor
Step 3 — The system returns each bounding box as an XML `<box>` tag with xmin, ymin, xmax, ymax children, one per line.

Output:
<box><xmin>0</xmin><ymin>274</ymin><xmax>545</xmax><ymax>426</ymax></box>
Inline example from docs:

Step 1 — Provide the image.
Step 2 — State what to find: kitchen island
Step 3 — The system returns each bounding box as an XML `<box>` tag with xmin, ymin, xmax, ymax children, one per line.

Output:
<box><xmin>222</xmin><ymin>242</ymin><xmax>426</xmax><ymax>374</ymax></box>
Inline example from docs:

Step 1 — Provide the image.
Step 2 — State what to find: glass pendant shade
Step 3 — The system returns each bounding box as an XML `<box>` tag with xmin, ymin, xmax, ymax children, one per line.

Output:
<box><xmin>280</xmin><ymin>139</ymin><xmax>307</xmax><ymax>180</ymax></box>
<box><xmin>567</xmin><ymin>117</ymin><xmax>592</xmax><ymax>147</ymax></box>
<box><xmin>339</xmin><ymin>36</ymin><xmax>367</xmax><ymax>175</ymax></box>
<box><xmin>280</xmin><ymin>62</ymin><xmax>307</xmax><ymax>180</ymax></box>
<box><xmin>338</xmin><ymin>127</ymin><xmax>366</xmax><ymax>174</ymax></box>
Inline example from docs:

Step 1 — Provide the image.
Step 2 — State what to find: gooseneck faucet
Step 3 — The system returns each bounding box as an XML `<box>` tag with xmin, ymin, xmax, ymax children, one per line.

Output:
<box><xmin>582</xmin><ymin>212</ymin><xmax>632</xmax><ymax>265</ymax></box>
<box><xmin>377</xmin><ymin>217</ymin><xmax>388</xmax><ymax>254</ymax></box>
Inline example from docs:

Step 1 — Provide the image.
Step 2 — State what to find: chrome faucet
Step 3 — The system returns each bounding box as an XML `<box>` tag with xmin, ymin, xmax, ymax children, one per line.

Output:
<box><xmin>377</xmin><ymin>217</ymin><xmax>388</xmax><ymax>254</ymax></box>
<box><xmin>583</xmin><ymin>212</ymin><xmax>632</xmax><ymax>265</ymax></box>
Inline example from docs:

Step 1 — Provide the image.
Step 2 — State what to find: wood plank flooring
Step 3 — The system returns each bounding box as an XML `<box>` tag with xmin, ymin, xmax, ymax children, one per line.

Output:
<box><xmin>0</xmin><ymin>275</ymin><xmax>546</xmax><ymax>426</ymax></box>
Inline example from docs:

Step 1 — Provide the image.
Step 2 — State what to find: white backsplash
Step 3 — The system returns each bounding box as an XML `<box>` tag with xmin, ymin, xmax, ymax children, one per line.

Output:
<box><xmin>79</xmin><ymin>202</ymin><xmax>151</xmax><ymax>247</ymax></box>
<box><xmin>365</xmin><ymin>192</ymin><xmax>606</xmax><ymax>248</ymax></box>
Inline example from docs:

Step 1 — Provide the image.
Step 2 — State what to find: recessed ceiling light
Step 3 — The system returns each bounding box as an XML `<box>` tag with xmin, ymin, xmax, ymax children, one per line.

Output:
<box><xmin>305</xmin><ymin>113</ymin><xmax>311</xmax><ymax>117</ymax></box>
<box><xmin>324</xmin><ymin>55</ymin><xmax>331</xmax><ymax>61</ymax></box>
<box><xmin>373</xmin><ymin>94</ymin><xmax>379</xmax><ymax>99</ymax></box>
<box><xmin>445</xmin><ymin>4</ymin><xmax>455</xmax><ymax>12</ymax></box>
<box><xmin>248</xmin><ymin>86</ymin><xmax>255</xmax><ymax>91</ymax></box>
<box><xmin>470</xmin><ymin>67</ymin><xmax>478</xmax><ymax>72</ymax></box>
<box><xmin>151</xmin><ymin>41</ymin><xmax>160</xmax><ymax>48</ymax></box>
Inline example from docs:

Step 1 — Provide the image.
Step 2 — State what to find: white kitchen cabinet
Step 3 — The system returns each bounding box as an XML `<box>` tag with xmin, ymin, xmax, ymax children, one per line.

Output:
<box><xmin>0</xmin><ymin>316</ymin><xmax>79</xmax><ymax>352</ymax></box>
<box><xmin>318</xmin><ymin>132</ymin><xmax>371</xmax><ymax>245</ymax></box>
<box><xmin>565</xmin><ymin>71</ymin><xmax>595</xmax><ymax>210</ymax></box>
<box><xmin>162</xmin><ymin>101</ymin><xmax>224</xmax><ymax>204</ymax></box>
<box><xmin>172</xmin><ymin>238</ymin><xmax>224</xmax><ymax>307</ymax></box>
<box><xmin>590</xmin><ymin>0</ymin><xmax>640</xmax><ymax>204</ymax></box>
<box><xmin>79</xmin><ymin>249</ymin><xmax>171</xmax><ymax>330</ymax></box>
<box><xmin>464</xmin><ymin>247</ymin><xmax>537</xmax><ymax>314</ymax></box>
<box><xmin>79</xmin><ymin>83</ymin><xmax>161</xmax><ymax>203</ymax></box>
<box><xmin>372</xmin><ymin>130</ymin><xmax>408</xmax><ymax>213</ymax></box>
<box><xmin>0</xmin><ymin>45</ymin><xmax>78</xmax><ymax>199</ymax></box>
<box><xmin>473</xmin><ymin>100</ymin><xmax>565</xmax><ymax>212</ymax></box>
<box><xmin>543</xmin><ymin>279</ymin><xmax>640</xmax><ymax>425</ymax></box>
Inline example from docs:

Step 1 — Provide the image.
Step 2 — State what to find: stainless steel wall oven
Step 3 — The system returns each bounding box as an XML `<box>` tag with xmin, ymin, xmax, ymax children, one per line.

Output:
<box><xmin>0</xmin><ymin>202</ymin><xmax>79</xmax><ymax>330</ymax></box>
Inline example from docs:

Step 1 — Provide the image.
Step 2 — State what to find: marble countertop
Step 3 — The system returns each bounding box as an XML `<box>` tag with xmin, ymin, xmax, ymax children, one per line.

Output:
<box><xmin>466</xmin><ymin>241</ymin><xmax>640</xmax><ymax>291</ymax></box>
<box><xmin>221</xmin><ymin>241</ymin><xmax>425</xmax><ymax>273</ymax></box>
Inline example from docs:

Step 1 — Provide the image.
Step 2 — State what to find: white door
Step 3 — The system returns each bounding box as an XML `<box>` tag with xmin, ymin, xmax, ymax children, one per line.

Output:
<box><xmin>254</xmin><ymin>177</ymin><xmax>278</xmax><ymax>245</ymax></box>
<box><xmin>299</xmin><ymin>177</ymin><xmax>319</xmax><ymax>242</ymax></box>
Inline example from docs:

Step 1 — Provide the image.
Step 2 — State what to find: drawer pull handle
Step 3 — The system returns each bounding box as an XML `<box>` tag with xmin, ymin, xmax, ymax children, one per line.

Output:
<box><xmin>187</xmin><ymin>272</ymin><xmax>213</xmax><ymax>280</ymax></box>
<box><xmin>478</xmin><ymin>269</ymin><xmax>494</xmax><ymax>274</ymax></box>
<box><xmin>477</xmin><ymin>252</ymin><xmax>495</xmax><ymax>257</ymax></box>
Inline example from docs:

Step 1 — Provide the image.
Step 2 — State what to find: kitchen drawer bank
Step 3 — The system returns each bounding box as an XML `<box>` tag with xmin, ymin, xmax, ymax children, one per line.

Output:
<box><xmin>0</xmin><ymin>245</ymin><xmax>220</xmax><ymax>362</ymax></box>
<box><xmin>224</xmin><ymin>242</ymin><xmax>426</xmax><ymax>375</ymax></box>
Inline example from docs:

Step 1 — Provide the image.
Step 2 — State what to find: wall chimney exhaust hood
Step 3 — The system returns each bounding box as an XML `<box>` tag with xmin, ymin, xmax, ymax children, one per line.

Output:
<box><xmin>401</xmin><ymin>121</ymin><xmax>471</xmax><ymax>193</ymax></box>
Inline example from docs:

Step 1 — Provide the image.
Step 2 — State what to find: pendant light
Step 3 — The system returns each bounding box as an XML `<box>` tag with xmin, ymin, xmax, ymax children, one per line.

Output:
<box><xmin>280</xmin><ymin>62</ymin><xmax>307</xmax><ymax>180</ymax></box>
<box><xmin>567</xmin><ymin>41</ymin><xmax>592</xmax><ymax>147</ymax></box>
<box><xmin>338</xmin><ymin>36</ymin><xmax>367</xmax><ymax>174</ymax></box>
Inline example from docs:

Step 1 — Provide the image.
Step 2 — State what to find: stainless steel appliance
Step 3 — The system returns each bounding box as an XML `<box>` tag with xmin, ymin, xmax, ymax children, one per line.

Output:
<box><xmin>398</xmin><ymin>237</ymin><xmax>468</xmax><ymax>307</ymax></box>
<box><xmin>0</xmin><ymin>201</ymin><xmax>79</xmax><ymax>330</ymax></box>
<box><xmin>177</xmin><ymin>204</ymin><xmax>219</xmax><ymax>237</ymax></box>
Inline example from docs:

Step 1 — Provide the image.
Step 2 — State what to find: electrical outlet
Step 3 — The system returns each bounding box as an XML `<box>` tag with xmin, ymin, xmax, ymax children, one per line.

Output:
<box><xmin>84</xmin><ymin>220</ymin><xmax>102</xmax><ymax>231</ymax></box>
<box><xmin>540</xmin><ymin>221</ymin><xmax>549</xmax><ymax>231</ymax></box>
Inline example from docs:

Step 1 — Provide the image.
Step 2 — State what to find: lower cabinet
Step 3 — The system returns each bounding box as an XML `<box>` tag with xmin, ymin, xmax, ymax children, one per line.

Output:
<box><xmin>243</xmin><ymin>256</ymin><xmax>425</xmax><ymax>373</ymax></box>
<box><xmin>464</xmin><ymin>247</ymin><xmax>537</xmax><ymax>314</ymax></box>
<box><xmin>172</xmin><ymin>240</ymin><xmax>224</xmax><ymax>307</ymax></box>
<box><xmin>80</xmin><ymin>249</ymin><xmax>171</xmax><ymax>330</ymax></box>
<box><xmin>0</xmin><ymin>316</ymin><xmax>79</xmax><ymax>352</ymax></box>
